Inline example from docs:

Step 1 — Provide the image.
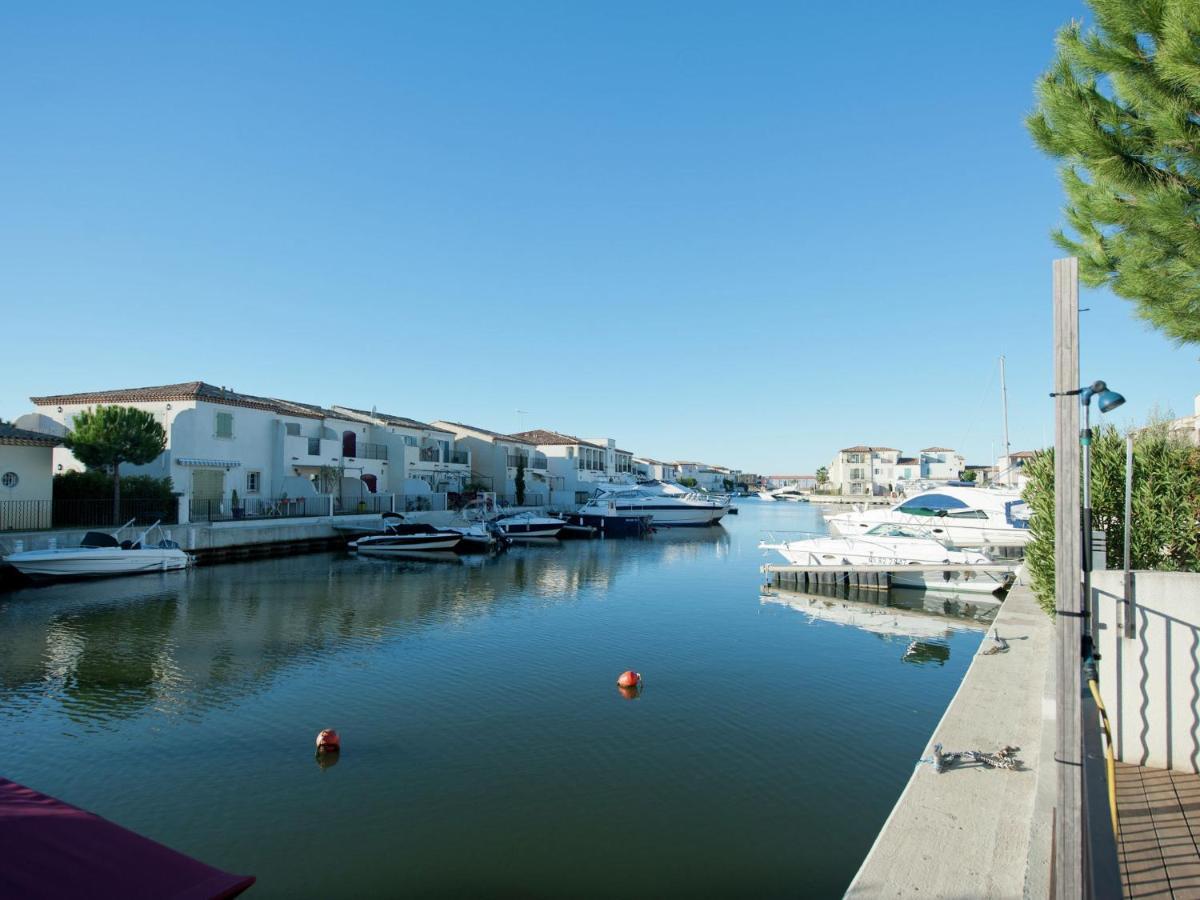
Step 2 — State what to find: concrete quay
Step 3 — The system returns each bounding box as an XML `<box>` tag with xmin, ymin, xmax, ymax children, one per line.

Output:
<box><xmin>845</xmin><ymin>585</ymin><xmax>1055</xmax><ymax>898</ymax></box>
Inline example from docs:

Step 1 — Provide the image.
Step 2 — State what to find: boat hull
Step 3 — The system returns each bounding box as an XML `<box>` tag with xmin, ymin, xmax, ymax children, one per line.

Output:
<box><xmin>351</xmin><ymin>535</ymin><xmax>463</xmax><ymax>553</ymax></box>
<box><xmin>6</xmin><ymin>549</ymin><xmax>190</xmax><ymax>579</ymax></box>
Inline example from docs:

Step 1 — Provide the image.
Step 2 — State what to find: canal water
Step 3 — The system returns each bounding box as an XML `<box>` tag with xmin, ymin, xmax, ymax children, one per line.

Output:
<box><xmin>0</xmin><ymin>500</ymin><xmax>997</xmax><ymax>898</ymax></box>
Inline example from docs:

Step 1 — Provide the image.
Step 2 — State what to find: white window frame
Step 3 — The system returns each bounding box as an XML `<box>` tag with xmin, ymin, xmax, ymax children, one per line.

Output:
<box><xmin>246</xmin><ymin>471</ymin><xmax>261</xmax><ymax>494</ymax></box>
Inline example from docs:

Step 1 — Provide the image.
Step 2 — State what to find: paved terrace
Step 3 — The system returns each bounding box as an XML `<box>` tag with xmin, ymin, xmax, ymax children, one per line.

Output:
<box><xmin>846</xmin><ymin>585</ymin><xmax>1055</xmax><ymax>897</ymax></box>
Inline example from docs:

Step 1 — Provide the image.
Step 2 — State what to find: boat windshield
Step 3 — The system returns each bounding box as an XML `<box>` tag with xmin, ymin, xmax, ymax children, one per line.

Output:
<box><xmin>864</xmin><ymin>525</ymin><xmax>927</xmax><ymax>539</ymax></box>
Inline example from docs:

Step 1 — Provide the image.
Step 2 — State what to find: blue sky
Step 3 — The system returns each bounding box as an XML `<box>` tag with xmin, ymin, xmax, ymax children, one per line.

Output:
<box><xmin>1</xmin><ymin>1</ymin><xmax>1194</xmax><ymax>473</ymax></box>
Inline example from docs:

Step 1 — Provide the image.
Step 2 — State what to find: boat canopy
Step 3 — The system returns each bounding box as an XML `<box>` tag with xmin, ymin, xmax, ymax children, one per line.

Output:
<box><xmin>0</xmin><ymin>777</ymin><xmax>254</xmax><ymax>899</ymax></box>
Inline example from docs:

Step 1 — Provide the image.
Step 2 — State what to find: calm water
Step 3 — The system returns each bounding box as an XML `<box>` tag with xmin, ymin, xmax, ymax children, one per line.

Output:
<box><xmin>0</xmin><ymin>501</ymin><xmax>998</xmax><ymax>898</ymax></box>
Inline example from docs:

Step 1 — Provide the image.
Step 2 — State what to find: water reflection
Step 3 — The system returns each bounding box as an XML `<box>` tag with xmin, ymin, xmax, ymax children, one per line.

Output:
<box><xmin>761</xmin><ymin>584</ymin><xmax>998</xmax><ymax>659</ymax></box>
<box><xmin>0</xmin><ymin>538</ymin><xmax>664</xmax><ymax>729</ymax></box>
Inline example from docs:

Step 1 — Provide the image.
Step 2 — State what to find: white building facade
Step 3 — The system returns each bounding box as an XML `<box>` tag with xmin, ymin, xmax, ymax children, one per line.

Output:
<box><xmin>0</xmin><ymin>424</ymin><xmax>59</xmax><ymax>530</ymax></box>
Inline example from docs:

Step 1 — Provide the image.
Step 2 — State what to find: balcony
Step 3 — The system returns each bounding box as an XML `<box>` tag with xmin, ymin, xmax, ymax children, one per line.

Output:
<box><xmin>531</xmin><ymin>457</ymin><xmax>548</xmax><ymax>470</ymax></box>
<box><xmin>356</xmin><ymin>442</ymin><xmax>387</xmax><ymax>461</ymax></box>
<box><xmin>448</xmin><ymin>450</ymin><xmax>469</xmax><ymax>465</ymax></box>
<box><xmin>507</xmin><ymin>455</ymin><xmax>530</xmax><ymax>469</ymax></box>
<box><xmin>420</xmin><ymin>447</ymin><xmax>440</xmax><ymax>463</ymax></box>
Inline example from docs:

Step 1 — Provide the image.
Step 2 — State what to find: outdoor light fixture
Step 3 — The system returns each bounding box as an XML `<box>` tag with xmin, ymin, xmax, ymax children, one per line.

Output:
<box><xmin>1051</xmin><ymin>379</ymin><xmax>1126</xmax><ymax>647</ymax></box>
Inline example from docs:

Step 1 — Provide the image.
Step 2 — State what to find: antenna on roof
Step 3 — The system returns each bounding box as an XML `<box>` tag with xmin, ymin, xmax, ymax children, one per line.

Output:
<box><xmin>515</xmin><ymin>409</ymin><xmax>529</xmax><ymax>432</ymax></box>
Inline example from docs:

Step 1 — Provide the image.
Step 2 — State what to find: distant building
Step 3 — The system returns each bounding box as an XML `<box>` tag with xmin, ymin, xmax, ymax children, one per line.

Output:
<box><xmin>828</xmin><ymin>446</ymin><xmax>901</xmax><ymax>495</ymax></box>
<box><xmin>995</xmin><ymin>450</ymin><xmax>1038</xmax><ymax>490</ymax></box>
<box><xmin>1165</xmin><ymin>393</ymin><xmax>1200</xmax><ymax>446</ymax></box>
<box><xmin>920</xmin><ymin>447</ymin><xmax>966</xmax><ymax>481</ymax></box>
<box><xmin>765</xmin><ymin>475</ymin><xmax>816</xmax><ymax>490</ymax></box>
<box><xmin>432</xmin><ymin>421</ymin><xmax>543</xmax><ymax>504</ymax></box>
<box><xmin>508</xmin><ymin>429</ymin><xmax>635</xmax><ymax>506</ymax></box>
<box><xmin>0</xmin><ymin>423</ymin><xmax>60</xmax><ymax>530</ymax></box>
<box><xmin>634</xmin><ymin>457</ymin><xmax>679</xmax><ymax>483</ymax></box>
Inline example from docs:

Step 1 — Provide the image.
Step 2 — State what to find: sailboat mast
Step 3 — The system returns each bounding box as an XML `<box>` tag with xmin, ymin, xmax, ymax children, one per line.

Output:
<box><xmin>999</xmin><ymin>355</ymin><xmax>1012</xmax><ymax>487</ymax></box>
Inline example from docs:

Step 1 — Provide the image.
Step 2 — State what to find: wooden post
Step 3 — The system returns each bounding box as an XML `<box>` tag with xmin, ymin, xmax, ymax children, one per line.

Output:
<box><xmin>1054</xmin><ymin>257</ymin><xmax>1084</xmax><ymax>897</ymax></box>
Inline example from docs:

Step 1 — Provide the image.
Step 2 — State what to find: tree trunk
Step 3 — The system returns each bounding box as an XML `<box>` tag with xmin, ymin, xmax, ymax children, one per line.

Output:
<box><xmin>112</xmin><ymin>460</ymin><xmax>121</xmax><ymax>526</ymax></box>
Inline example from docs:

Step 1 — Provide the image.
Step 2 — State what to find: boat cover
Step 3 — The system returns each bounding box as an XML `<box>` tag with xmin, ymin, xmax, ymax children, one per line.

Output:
<box><xmin>0</xmin><ymin>777</ymin><xmax>255</xmax><ymax>899</ymax></box>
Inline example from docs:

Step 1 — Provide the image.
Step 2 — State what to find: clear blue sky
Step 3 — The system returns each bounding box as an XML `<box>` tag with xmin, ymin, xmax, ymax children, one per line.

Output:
<box><xmin>1</xmin><ymin>1</ymin><xmax>1194</xmax><ymax>473</ymax></box>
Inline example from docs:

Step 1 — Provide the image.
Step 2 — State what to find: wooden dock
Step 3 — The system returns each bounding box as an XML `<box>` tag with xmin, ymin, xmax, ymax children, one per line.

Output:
<box><xmin>762</xmin><ymin>562</ymin><xmax>1022</xmax><ymax>592</ymax></box>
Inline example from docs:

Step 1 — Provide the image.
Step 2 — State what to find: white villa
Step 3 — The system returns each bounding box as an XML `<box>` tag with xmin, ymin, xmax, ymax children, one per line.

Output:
<box><xmin>17</xmin><ymin>381</ymin><xmax>479</xmax><ymax>521</ymax></box>
<box><xmin>634</xmin><ymin>457</ymin><xmax>679</xmax><ymax>482</ymax></box>
<box><xmin>333</xmin><ymin>406</ymin><xmax>470</xmax><ymax>495</ymax></box>
<box><xmin>431</xmin><ymin>421</ymin><xmax>547</xmax><ymax>505</ymax></box>
<box><xmin>828</xmin><ymin>444</ymin><xmax>967</xmax><ymax>495</ymax></box>
<box><xmin>995</xmin><ymin>450</ymin><xmax>1038</xmax><ymax>490</ymax></box>
<box><xmin>0</xmin><ymin>423</ymin><xmax>60</xmax><ymax>530</ymax></box>
<box><xmin>509</xmin><ymin>430</ymin><xmax>636</xmax><ymax>506</ymax></box>
<box><xmin>920</xmin><ymin>447</ymin><xmax>966</xmax><ymax>482</ymax></box>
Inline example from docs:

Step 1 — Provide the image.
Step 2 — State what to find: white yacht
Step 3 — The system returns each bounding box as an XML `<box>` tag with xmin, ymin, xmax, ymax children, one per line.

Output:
<box><xmin>759</xmin><ymin>525</ymin><xmax>1015</xmax><ymax>595</ymax></box>
<box><xmin>4</xmin><ymin>520</ymin><xmax>190</xmax><ymax>580</ymax></box>
<box><xmin>755</xmin><ymin>490</ymin><xmax>776</xmax><ymax>501</ymax></box>
<box><xmin>583</xmin><ymin>482</ymin><xmax>728</xmax><ymax>527</ymax></box>
<box><xmin>823</xmin><ymin>485</ymin><xmax>1031</xmax><ymax>549</ymax></box>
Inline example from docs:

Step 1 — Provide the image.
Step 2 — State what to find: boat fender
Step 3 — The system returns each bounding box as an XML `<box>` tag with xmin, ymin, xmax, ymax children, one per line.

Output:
<box><xmin>616</xmin><ymin>670</ymin><xmax>642</xmax><ymax>689</ymax></box>
<box><xmin>315</xmin><ymin>728</ymin><xmax>341</xmax><ymax>754</ymax></box>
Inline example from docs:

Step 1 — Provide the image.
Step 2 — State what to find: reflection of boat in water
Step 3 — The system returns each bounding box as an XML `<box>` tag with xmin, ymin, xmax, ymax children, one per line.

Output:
<box><xmin>351</xmin><ymin>549</ymin><xmax>468</xmax><ymax>565</ymax></box>
<box><xmin>761</xmin><ymin>584</ymin><xmax>996</xmax><ymax>643</ymax></box>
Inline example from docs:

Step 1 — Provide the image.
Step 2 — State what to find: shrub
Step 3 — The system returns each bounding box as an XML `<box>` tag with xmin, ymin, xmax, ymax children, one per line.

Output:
<box><xmin>54</xmin><ymin>470</ymin><xmax>174</xmax><ymax>501</ymax></box>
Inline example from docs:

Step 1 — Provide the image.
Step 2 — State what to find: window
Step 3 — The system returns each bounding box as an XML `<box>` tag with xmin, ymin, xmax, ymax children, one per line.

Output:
<box><xmin>246</xmin><ymin>471</ymin><xmax>261</xmax><ymax>493</ymax></box>
<box><xmin>897</xmin><ymin>493</ymin><xmax>970</xmax><ymax>516</ymax></box>
<box><xmin>215</xmin><ymin>412</ymin><xmax>234</xmax><ymax>438</ymax></box>
<box><xmin>404</xmin><ymin>435</ymin><xmax>418</xmax><ymax>447</ymax></box>
<box><xmin>307</xmin><ymin>437</ymin><xmax>320</xmax><ymax>455</ymax></box>
<box><xmin>1</xmin><ymin>472</ymin><xmax>17</xmax><ymax>488</ymax></box>
<box><xmin>285</xmin><ymin>422</ymin><xmax>301</xmax><ymax>436</ymax></box>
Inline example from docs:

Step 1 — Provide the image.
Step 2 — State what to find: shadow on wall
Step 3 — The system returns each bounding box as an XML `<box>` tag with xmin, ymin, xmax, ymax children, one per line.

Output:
<box><xmin>1094</xmin><ymin>570</ymin><xmax>1200</xmax><ymax>774</ymax></box>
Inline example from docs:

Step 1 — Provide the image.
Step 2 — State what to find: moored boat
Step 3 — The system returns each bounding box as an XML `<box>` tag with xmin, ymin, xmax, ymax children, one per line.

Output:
<box><xmin>492</xmin><ymin>513</ymin><xmax>565</xmax><ymax>539</ymax></box>
<box><xmin>350</xmin><ymin>514</ymin><xmax>463</xmax><ymax>553</ymax></box>
<box><xmin>4</xmin><ymin>520</ymin><xmax>190</xmax><ymax>580</ymax></box>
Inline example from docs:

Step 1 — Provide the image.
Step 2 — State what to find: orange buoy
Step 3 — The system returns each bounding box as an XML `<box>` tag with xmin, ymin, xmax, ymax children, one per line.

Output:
<box><xmin>616</xmin><ymin>670</ymin><xmax>642</xmax><ymax>689</ymax></box>
<box><xmin>315</xmin><ymin>728</ymin><xmax>341</xmax><ymax>753</ymax></box>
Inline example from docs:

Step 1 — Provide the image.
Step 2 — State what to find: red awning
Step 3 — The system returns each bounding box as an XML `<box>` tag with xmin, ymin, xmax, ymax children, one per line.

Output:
<box><xmin>0</xmin><ymin>778</ymin><xmax>254</xmax><ymax>899</ymax></box>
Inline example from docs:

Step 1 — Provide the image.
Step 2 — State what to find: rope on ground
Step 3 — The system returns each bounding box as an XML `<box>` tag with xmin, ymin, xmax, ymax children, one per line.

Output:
<box><xmin>918</xmin><ymin>742</ymin><xmax>1021</xmax><ymax>773</ymax></box>
<box><xmin>979</xmin><ymin>629</ymin><xmax>1009</xmax><ymax>656</ymax></box>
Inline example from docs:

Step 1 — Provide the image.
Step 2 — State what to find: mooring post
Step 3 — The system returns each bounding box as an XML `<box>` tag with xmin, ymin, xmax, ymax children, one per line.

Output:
<box><xmin>1053</xmin><ymin>257</ymin><xmax>1085</xmax><ymax>897</ymax></box>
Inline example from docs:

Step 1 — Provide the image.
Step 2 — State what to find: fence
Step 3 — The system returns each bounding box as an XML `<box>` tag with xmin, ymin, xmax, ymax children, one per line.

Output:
<box><xmin>354</xmin><ymin>442</ymin><xmax>388</xmax><ymax>461</ymax></box>
<box><xmin>57</xmin><ymin>497</ymin><xmax>178</xmax><ymax>529</ymax></box>
<box><xmin>189</xmin><ymin>496</ymin><xmax>330</xmax><ymax>523</ymax></box>
<box><xmin>400</xmin><ymin>493</ymin><xmax>447</xmax><ymax>513</ymax></box>
<box><xmin>0</xmin><ymin>499</ymin><xmax>52</xmax><ymax>531</ymax></box>
<box><xmin>333</xmin><ymin>493</ymin><xmax>393</xmax><ymax>516</ymax></box>
<box><xmin>499</xmin><ymin>493</ymin><xmax>545</xmax><ymax>508</ymax></box>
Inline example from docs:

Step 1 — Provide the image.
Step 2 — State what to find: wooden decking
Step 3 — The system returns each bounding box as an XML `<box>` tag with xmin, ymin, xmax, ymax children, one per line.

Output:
<box><xmin>1117</xmin><ymin>763</ymin><xmax>1200</xmax><ymax>897</ymax></box>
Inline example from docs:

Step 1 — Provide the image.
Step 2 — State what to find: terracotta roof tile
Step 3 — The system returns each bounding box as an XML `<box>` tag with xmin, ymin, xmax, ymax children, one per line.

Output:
<box><xmin>30</xmin><ymin>382</ymin><xmax>327</xmax><ymax>419</ymax></box>
<box><xmin>509</xmin><ymin>429</ymin><xmax>604</xmax><ymax>450</ymax></box>
<box><xmin>434</xmin><ymin>421</ymin><xmax>536</xmax><ymax>445</ymax></box>
<box><xmin>0</xmin><ymin>423</ymin><xmax>62</xmax><ymax>447</ymax></box>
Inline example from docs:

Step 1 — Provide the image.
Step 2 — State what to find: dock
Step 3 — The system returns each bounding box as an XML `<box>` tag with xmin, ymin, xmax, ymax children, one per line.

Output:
<box><xmin>762</xmin><ymin>561</ymin><xmax>1023</xmax><ymax>592</ymax></box>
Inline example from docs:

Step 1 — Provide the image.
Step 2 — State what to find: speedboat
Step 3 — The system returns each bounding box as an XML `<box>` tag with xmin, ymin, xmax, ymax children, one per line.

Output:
<box><xmin>759</xmin><ymin>525</ymin><xmax>1014</xmax><ymax>595</ymax></box>
<box><xmin>823</xmin><ymin>485</ymin><xmax>1031</xmax><ymax>549</ymax></box>
<box><xmin>769</xmin><ymin>487</ymin><xmax>809</xmax><ymax>502</ymax></box>
<box><xmin>583</xmin><ymin>482</ymin><xmax>726</xmax><ymax>527</ymax></box>
<box><xmin>492</xmin><ymin>513</ymin><xmax>565</xmax><ymax>539</ymax></box>
<box><xmin>349</xmin><ymin>513</ymin><xmax>463</xmax><ymax>553</ymax></box>
<box><xmin>756</xmin><ymin>491</ymin><xmax>777</xmax><ymax>501</ymax></box>
<box><xmin>443</xmin><ymin>521</ymin><xmax>504</xmax><ymax>552</ymax></box>
<box><xmin>4</xmin><ymin>520</ymin><xmax>189</xmax><ymax>579</ymax></box>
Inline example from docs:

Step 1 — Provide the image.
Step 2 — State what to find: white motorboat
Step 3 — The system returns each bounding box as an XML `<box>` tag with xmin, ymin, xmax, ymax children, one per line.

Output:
<box><xmin>585</xmin><ymin>482</ymin><xmax>727</xmax><ymax>527</ymax></box>
<box><xmin>756</xmin><ymin>491</ymin><xmax>777</xmax><ymax>501</ymax></box>
<box><xmin>759</xmin><ymin>525</ymin><xmax>1014</xmax><ymax>595</ymax></box>
<box><xmin>349</xmin><ymin>514</ymin><xmax>463</xmax><ymax>553</ymax></box>
<box><xmin>4</xmin><ymin>520</ymin><xmax>190</xmax><ymax>580</ymax></box>
<box><xmin>444</xmin><ymin>521</ymin><xmax>503</xmax><ymax>552</ymax></box>
<box><xmin>491</xmin><ymin>513</ymin><xmax>565</xmax><ymax>539</ymax></box>
<box><xmin>823</xmin><ymin>485</ymin><xmax>1031</xmax><ymax>550</ymax></box>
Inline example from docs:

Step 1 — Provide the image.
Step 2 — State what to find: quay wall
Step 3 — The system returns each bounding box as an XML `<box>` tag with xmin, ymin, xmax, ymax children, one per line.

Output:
<box><xmin>846</xmin><ymin>585</ymin><xmax>1054</xmax><ymax>898</ymax></box>
<box><xmin>1094</xmin><ymin>570</ymin><xmax>1200</xmax><ymax>774</ymax></box>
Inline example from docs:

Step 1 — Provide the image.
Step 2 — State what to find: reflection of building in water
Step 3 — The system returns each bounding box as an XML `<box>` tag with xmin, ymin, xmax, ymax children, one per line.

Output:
<box><xmin>761</xmin><ymin>584</ymin><xmax>996</xmax><ymax>645</ymax></box>
<box><xmin>0</xmin><ymin>543</ymin><xmax>651</xmax><ymax>727</ymax></box>
<box><xmin>653</xmin><ymin>527</ymin><xmax>730</xmax><ymax>565</ymax></box>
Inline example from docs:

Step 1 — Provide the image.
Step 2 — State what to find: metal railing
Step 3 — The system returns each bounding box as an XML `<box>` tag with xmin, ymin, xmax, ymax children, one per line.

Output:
<box><xmin>401</xmin><ymin>493</ymin><xmax>447</xmax><ymax>513</ymax></box>
<box><xmin>50</xmin><ymin>498</ymin><xmax>178</xmax><ymax>529</ymax></box>
<box><xmin>0</xmin><ymin>499</ymin><xmax>53</xmax><ymax>531</ymax></box>
<box><xmin>189</xmin><ymin>496</ymin><xmax>327</xmax><ymax>523</ymax></box>
<box><xmin>531</xmin><ymin>458</ymin><xmax>548</xmax><ymax>470</ymax></box>
<box><xmin>448</xmin><ymin>450</ymin><xmax>469</xmax><ymax>465</ymax></box>
<box><xmin>333</xmin><ymin>493</ymin><xmax>392</xmax><ymax>516</ymax></box>
<box><xmin>507</xmin><ymin>455</ymin><xmax>530</xmax><ymax>468</ymax></box>
<box><xmin>420</xmin><ymin>447</ymin><xmax>440</xmax><ymax>463</ymax></box>
<box><xmin>355</xmin><ymin>442</ymin><xmax>388</xmax><ymax>461</ymax></box>
<box><xmin>499</xmin><ymin>493</ymin><xmax>545</xmax><ymax>508</ymax></box>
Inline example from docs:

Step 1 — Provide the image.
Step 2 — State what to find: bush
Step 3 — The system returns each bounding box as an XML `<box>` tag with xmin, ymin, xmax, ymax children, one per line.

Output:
<box><xmin>1022</xmin><ymin>423</ymin><xmax>1200</xmax><ymax>615</ymax></box>
<box><xmin>54</xmin><ymin>470</ymin><xmax>174</xmax><ymax>501</ymax></box>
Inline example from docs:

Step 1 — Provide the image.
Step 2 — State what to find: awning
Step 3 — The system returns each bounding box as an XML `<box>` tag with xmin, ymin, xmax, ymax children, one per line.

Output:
<box><xmin>176</xmin><ymin>458</ymin><xmax>241</xmax><ymax>468</ymax></box>
<box><xmin>0</xmin><ymin>777</ymin><xmax>255</xmax><ymax>899</ymax></box>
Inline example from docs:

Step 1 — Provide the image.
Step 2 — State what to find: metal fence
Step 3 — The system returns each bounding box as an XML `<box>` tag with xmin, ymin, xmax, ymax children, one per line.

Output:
<box><xmin>400</xmin><ymin>492</ymin><xmax>447</xmax><ymax>513</ymax></box>
<box><xmin>189</xmin><ymin>496</ymin><xmax>329</xmax><ymax>523</ymax></box>
<box><xmin>355</xmin><ymin>442</ymin><xmax>388</xmax><ymax>461</ymax></box>
<box><xmin>0</xmin><ymin>499</ymin><xmax>52</xmax><ymax>531</ymax></box>
<box><xmin>55</xmin><ymin>498</ymin><xmax>178</xmax><ymax>529</ymax></box>
<box><xmin>333</xmin><ymin>493</ymin><xmax>392</xmax><ymax>516</ymax></box>
<box><xmin>499</xmin><ymin>493</ymin><xmax>545</xmax><ymax>508</ymax></box>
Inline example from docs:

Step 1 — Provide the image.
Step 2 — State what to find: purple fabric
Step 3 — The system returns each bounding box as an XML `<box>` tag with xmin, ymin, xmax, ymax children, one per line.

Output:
<box><xmin>0</xmin><ymin>778</ymin><xmax>255</xmax><ymax>899</ymax></box>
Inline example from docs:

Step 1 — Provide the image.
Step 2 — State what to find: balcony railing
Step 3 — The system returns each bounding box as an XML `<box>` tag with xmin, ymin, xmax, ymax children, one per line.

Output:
<box><xmin>420</xmin><ymin>447</ymin><xmax>439</xmax><ymax>462</ymax></box>
<box><xmin>355</xmin><ymin>442</ymin><xmax>387</xmax><ymax>461</ymax></box>
<box><xmin>531</xmin><ymin>458</ymin><xmax>548</xmax><ymax>470</ymax></box>
<box><xmin>507</xmin><ymin>455</ymin><xmax>530</xmax><ymax>468</ymax></box>
<box><xmin>333</xmin><ymin>493</ymin><xmax>392</xmax><ymax>515</ymax></box>
<box><xmin>189</xmin><ymin>496</ymin><xmax>327</xmax><ymax>523</ymax></box>
<box><xmin>448</xmin><ymin>450</ymin><xmax>469</xmax><ymax>465</ymax></box>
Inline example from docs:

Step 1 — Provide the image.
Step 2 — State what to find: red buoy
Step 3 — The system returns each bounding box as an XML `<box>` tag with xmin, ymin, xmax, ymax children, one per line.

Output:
<box><xmin>315</xmin><ymin>728</ymin><xmax>341</xmax><ymax>753</ymax></box>
<box><xmin>616</xmin><ymin>670</ymin><xmax>642</xmax><ymax>688</ymax></box>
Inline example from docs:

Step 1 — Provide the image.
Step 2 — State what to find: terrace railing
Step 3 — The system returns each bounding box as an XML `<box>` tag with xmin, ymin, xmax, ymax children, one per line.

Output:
<box><xmin>401</xmin><ymin>493</ymin><xmax>447</xmax><ymax>513</ymax></box>
<box><xmin>448</xmin><ymin>450</ymin><xmax>469</xmax><ymax>465</ymax></box>
<box><xmin>189</xmin><ymin>496</ymin><xmax>330</xmax><ymax>523</ymax></box>
<box><xmin>53</xmin><ymin>498</ymin><xmax>177</xmax><ymax>529</ymax></box>
<box><xmin>420</xmin><ymin>447</ymin><xmax>440</xmax><ymax>463</ymax></box>
<box><xmin>354</xmin><ymin>442</ymin><xmax>388</xmax><ymax>461</ymax></box>
<box><xmin>0</xmin><ymin>499</ymin><xmax>52</xmax><ymax>531</ymax></box>
<box><xmin>333</xmin><ymin>493</ymin><xmax>392</xmax><ymax>516</ymax></box>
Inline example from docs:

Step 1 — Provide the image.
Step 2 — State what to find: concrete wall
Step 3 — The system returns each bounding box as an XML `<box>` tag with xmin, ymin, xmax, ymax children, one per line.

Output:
<box><xmin>1094</xmin><ymin>570</ymin><xmax>1200</xmax><ymax>774</ymax></box>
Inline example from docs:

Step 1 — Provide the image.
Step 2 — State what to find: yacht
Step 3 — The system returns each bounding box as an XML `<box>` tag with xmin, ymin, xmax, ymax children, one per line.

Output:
<box><xmin>823</xmin><ymin>485</ymin><xmax>1031</xmax><ymax>549</ymax></box>
<box><xmin>349</xmin><ymin>514</ymin><xmax>463</xmax><ymax>553</ymax></box>
<box><xmin>4</xmin><ymin>520</ymin><xmax>189</xmax><ymax>579</ymax></box>
<box><xmin>759</xmin><ymin>524</ymin><xmax>1015</xmax><ymax>595</ymax></box>
<box><xmin>583</xmin><ymin>482</ymin><xmax>728</xmax><ymax>527</ymax></box>
<box><xmin>755</xmin><ymin>490</ymin><xmax>776</xmax><ymax>501</ymax></box>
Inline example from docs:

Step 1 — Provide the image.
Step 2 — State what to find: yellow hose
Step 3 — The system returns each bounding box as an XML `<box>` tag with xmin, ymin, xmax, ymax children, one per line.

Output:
<box><xmin>1088</xmin><ymin>678</ymin><xmax>1119</xmax><ymax>840</ymax></box>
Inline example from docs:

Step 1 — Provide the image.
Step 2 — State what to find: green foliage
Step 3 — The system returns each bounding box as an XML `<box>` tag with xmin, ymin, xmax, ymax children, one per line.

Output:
<box><xmin>1027</xmin><ymin>1</ymin><xmax>1200</xmax><ymax>344</ymax></box>
<box><xmin>514</xmin><ymin>459</ymin><xmax>526</xmax><ymax>506</ymax></box>
<box><xmin>722</xmin><ymin>478</ymin><xmax>734</xmax><ymax>492</ymax></box>
<box><xmin>960</xmin><ymin>469</ymin><xmax>977</xmax><ymax>482</ymax></box>
<box><xmin>1023</xmin><ymin>423</ymin><xmax>1200</xmax><ymax>615</ymax></box>
<box><xmin>53</xmin><ymin>470</ymin><xmax>173</xmax><ymax>500</ymax></box>
<box><xmin>815</xmin><ymin>467</ymin><xmax>828</xmax><ymax>484</ymax></box>
<box><xmin>315</xmin><ymin>465</ymin><xmax>343</xmax><ymax>494</ymax></box>
<box><xmin>678</xmin><ymin>476</ymin><xmax>698</xmax><ymax>488</ymax></box>
<box><xmin>64</xmin><ymin>405</ymin><xmax>166</xmax><ymax>471</ymax></box>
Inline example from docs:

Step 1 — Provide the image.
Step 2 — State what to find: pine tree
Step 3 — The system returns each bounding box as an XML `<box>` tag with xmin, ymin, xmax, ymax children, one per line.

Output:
<box><xmin>1028</xmin><ymin>1</ymin><xmax>1200</xmax><ymax>343</ymax></box>
<box><xmin>64</xmin><ymin>405</ymin><xmax>167</xmax><ymax>525</ymax></box>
